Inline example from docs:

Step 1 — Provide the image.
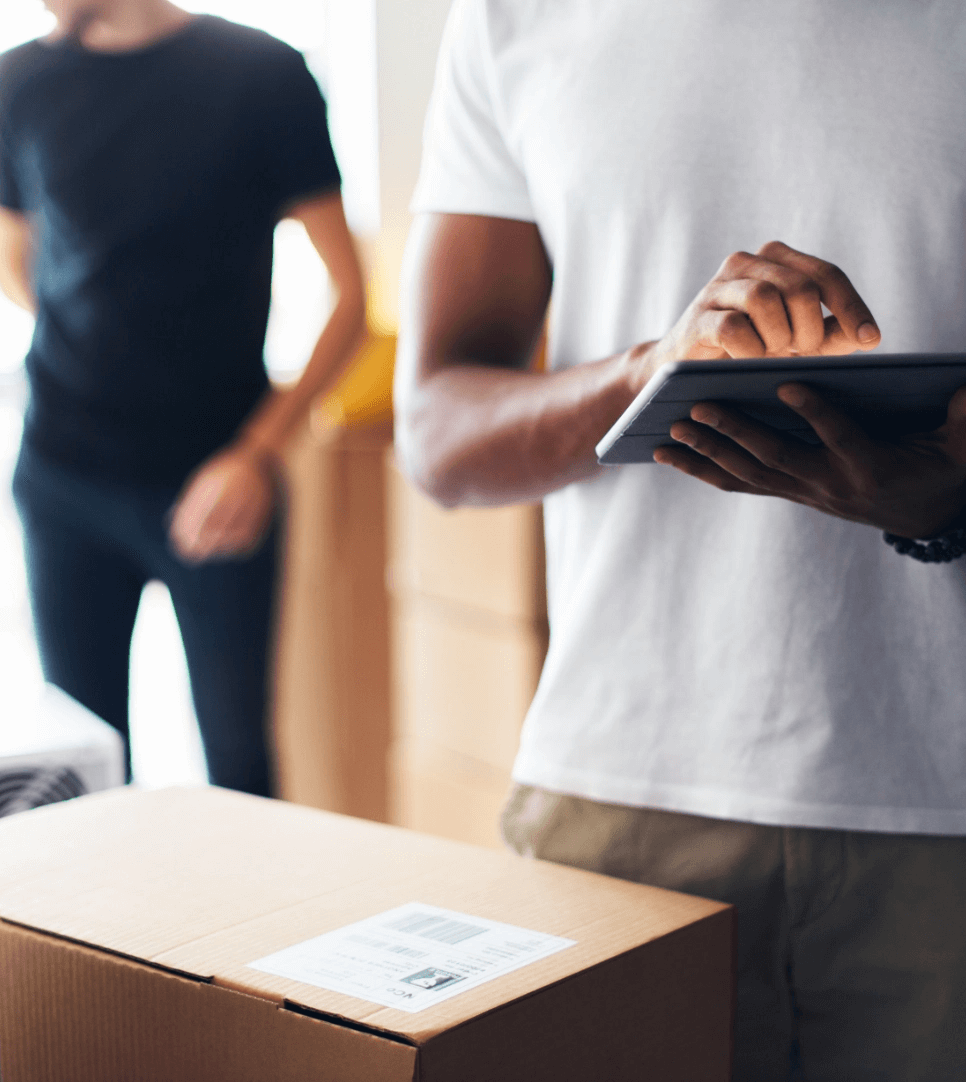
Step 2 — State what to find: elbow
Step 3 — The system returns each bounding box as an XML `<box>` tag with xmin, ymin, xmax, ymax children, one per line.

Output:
<box><xmin>351</xmin><ymin>284</ymin><xmax>367</xmax><ymax>336</ymax></box>
<box><xmin>341</xmin><ymin>283</ymin><xmax>368</xmax><ymax>350</ymax></box>
<box><xmin>393</xmin><ymin>385</ymin><xmax>467</xmax><ymax>509</ymax></box>
<box><xmin>408</xmin><ymin>461</ymin><xmax>468</xmax><ymax>511</ymax></box>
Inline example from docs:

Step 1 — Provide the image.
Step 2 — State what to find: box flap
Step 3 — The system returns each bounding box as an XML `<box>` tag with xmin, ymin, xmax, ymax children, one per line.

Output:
<box><xmin>0</xmin><ymin>787</ymin><xmax>727</xmax><ymax>1043</ymax></box>
<box><xmin>0</xmin><ymin>787</ymin><xmax>439</xmax><ymax>961</ymax></box>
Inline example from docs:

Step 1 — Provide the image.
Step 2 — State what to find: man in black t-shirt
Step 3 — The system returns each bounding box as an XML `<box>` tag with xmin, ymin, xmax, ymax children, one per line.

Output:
<box><xmin>0</xmin><ymin>0</ymin><xmax>366</xmax><ymax>793</ymax></box>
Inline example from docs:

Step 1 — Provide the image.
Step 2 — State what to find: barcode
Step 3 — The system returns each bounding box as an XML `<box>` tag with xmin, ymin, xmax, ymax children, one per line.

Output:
<box><xmin>385</xmin><ymin>912</ymin><xmax>487</xmax><ymax>946</ymax></box>
<box><xmin>346</xmin><ymin>934</ymin><xmax>428</xmax><ymax>959</ymax></box>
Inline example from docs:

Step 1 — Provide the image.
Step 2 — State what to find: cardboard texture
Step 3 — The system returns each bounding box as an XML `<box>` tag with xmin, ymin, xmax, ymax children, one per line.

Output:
<box><xmin>389</xmin><ymin>739</ymin><xmax>513</xmax><ymax>850</ymax></box>
<box><xmin>386</xmin><ymin>456</ymin><xmax>550</xmax><ymax>848</ymax></box>
<box><xmin>386</xmin><ymin>456</ymin><xmax>547</xmax><ymax>624</ymax></box>
<box><xmin>390</xmin><ymin>595</ymin><xmax>547</xmax><ymax>774</ymax></box>
<box><xmin>386</xmin><ymin>594</ymin><xmax>546</xmax><ymax>846</ymax></box>
<box><xmin>275</xmin><ymin>420</ymin><xmax>392</xmax><ymax>819</ymax></box>
<box><xmin>0</xmin><ymin>787</ymin><xmax>734</xmax><ymax>1081</ymax></box>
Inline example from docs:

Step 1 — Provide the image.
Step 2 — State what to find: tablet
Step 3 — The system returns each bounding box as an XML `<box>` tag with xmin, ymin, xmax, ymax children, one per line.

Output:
<box><xmin>595</xmin><ymin>352</ymin><xmax>966</xmax><ymax>465</ymax></box>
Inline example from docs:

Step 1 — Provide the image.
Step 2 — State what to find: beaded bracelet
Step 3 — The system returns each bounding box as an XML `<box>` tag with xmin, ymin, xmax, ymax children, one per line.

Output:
<box><xmin>883</xmin><ymin>528</ymin><xmax>966</xmax><ymax>563</ymax></box>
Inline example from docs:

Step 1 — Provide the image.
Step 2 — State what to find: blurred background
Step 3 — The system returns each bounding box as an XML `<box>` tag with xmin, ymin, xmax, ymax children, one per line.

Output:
<box><xmin>2</xmin><ymin>0</ymin><xmax>547</xmax><ymax>848</ymax></box>
<box><xmin>0</xmin><ymin>0</ymin><xmax>373</xmax><ymax>789</ymax></box>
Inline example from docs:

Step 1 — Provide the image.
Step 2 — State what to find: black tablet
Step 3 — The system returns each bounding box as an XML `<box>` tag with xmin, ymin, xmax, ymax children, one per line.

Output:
<box><xmin>595</xmin><ymin>352</ymin><xmax>966</xmax><ymax>465</ymax></box>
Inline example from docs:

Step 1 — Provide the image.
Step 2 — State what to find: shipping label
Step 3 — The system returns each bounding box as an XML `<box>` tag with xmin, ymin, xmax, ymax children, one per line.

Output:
<box><xmin>247</xmin><ymin>901</ymin><xmax>575</xmax><ymax>1014</ymax></box>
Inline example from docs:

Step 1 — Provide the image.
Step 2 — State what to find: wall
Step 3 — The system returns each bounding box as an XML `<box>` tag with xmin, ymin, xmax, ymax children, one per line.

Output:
<box><xmin>371</xmin><ymin>0</ymin><xmax>454</xmax><ymax>331</ymax></box>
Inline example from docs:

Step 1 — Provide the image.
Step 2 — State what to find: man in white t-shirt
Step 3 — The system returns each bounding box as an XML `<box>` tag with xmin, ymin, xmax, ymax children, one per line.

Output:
<box><xmin>395</xmin><ymin>2</ymin><xmax>966</xmax><ymax>1078</ymax></box>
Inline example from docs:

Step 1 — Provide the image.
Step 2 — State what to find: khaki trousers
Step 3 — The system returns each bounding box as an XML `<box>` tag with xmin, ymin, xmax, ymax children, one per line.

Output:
<box><xmin>502</xmin><ymin>784</ymin><xmax>966</xmax><ymax>1082</ymax></box>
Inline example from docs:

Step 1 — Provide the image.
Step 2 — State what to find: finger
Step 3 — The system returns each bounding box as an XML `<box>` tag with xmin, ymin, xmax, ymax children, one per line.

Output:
<box><xmin>689</xmin><ymin>307</ymin><xmax>769</xmax><ymax>359</ymax></box>
<box><xmin>811</xmin><ymin>314</ymin><xmax>884</xmax><ymax>358</ymax></box>
<box><xmin>937</xmin><ymin>384</ymin><xmax>966</xmax><ymax>464</ymax></box>
<box><xmin>756</xmin><ymin>241</ymin><xmax>880</xmax><ymax>351</ymax></box>
<box><xmin>168</xmin><ymin>519</ymin><xmax>209</xmax><ymax>563</ymax></box>
<box><xmin>190</xmin><ymin>505</ymin><xmax>256</xmax><ymax>560</ymax></box>
<box><xmin>653</xmin><ymin>443</ymin><xmax>766</xmax><ymax>494</ymax></box>
<box><xmin>207</xmin><ymin>494</ymin><xmax>273</xmax><ymax>551</ymax></box>
<box><xmin>189</xmin><ymin>477</ymin><xmax>274</xmax><ymax>558</ymax></box>
<box><xmin>669</xmin><ymin>419</ymin><xmax>804</xmax><ymax>494</ymax></box>
<box><xmin>171</xmin><ymin>488</ymin><xmax>243</xmax><ymax>560</ymax></box>
<box><xmin>812</xmin><ymin>315</ymin><xmax>849</xmax><ymax>356</ymax></box>
<box><xmin>776</xmin><ymin>382</ymin><xmax>876</xmax><ymax>465</ymax></box>
<box><xmin>688</xmin><ymin>402</ymin><xmax>823</xmax><ymax>481</ymax></box>
<box><xmin>713</xmin><ymin>259</ymin><xmax>825</xmax><ymax>355</ymax></box>
<box><xmin>706</xmin><ymin>278</ymin><xmax>793</xmax><ymax>355</ymax></box>
<box><xmin>946</xmin><ymin>383</ymin><xmax>966</xmax><ymax>425</ymax></box>
<box><xmin>176</xmin><ymin>520</ymin><xmax>247</xmax><ymax>563</ymax></box>
<box><xmin>168</xmin><ymin>499</ymin><xmax>209</xmax><ymax>558</ymax></box>
<box><xmin>170</xmin><ymin>472</ymin><xmax>230</xmax><ymax>543</ymax></box>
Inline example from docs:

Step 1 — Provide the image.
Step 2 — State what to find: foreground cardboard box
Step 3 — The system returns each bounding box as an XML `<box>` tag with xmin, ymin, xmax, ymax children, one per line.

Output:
<box><xmin>0</xmin><ymin>787</ymin><xmax>733</xmax><ymax>1081</ymax></box>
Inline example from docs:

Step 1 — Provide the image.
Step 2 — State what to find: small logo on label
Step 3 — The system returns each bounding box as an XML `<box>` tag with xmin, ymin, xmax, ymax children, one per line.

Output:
<box><xmin>401</xmin><ymin>967</ymin><xmax>465</xmax><ymax>991</ymax></box>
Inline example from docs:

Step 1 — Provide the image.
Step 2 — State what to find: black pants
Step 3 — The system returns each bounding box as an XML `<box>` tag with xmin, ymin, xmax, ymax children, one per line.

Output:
<box><xmin>13</xmin><ymin>442</ymin><xmax>275</xmax><ymax>796</ymax></box>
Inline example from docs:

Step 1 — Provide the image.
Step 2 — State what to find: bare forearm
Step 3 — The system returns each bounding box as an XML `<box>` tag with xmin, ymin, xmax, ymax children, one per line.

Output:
<box><xmin>238</xmin><ymin>289</ymin><xmax>366</xmax><ymax>463</ymax></box>
<box><xmin>0</xmin><ymin>268</ymin><xmax>33</xmax><ymax>313</ymax></box>
<box><xmin>0</xmin><ymin>212</ymin><xmax>35</xmax><ymax>314</ymax></box>
<box><xmin>396</xmin><ymin>346</ymin><xmax>651</xmax><ymax>507</ymax></box>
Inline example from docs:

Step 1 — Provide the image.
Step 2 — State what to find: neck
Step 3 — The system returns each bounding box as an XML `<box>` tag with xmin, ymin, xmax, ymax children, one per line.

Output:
<box><xmin>56</xmin><ymin>0</ymin><xmax>192</xmax><ymax>53</ymax></box>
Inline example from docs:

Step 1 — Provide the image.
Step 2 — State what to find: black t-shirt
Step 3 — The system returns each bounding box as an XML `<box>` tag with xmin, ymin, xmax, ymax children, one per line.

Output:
<box><xmin>0</xmin><ymin>16</ymin><xmax>341</xmax><ymax>483</ymax></box>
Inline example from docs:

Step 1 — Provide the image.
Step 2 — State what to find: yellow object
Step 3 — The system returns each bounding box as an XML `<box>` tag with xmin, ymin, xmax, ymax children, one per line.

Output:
<box><xmin>316</xmin><ymin>325</ymin><xmax>396</xmax><ymax>429</ymax></box>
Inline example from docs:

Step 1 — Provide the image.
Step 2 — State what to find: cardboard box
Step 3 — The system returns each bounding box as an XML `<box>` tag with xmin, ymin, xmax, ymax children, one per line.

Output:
<box><xmin>386</xmin><ymin>463</ymin><xmax>549</xmax><ymax>848</ymax></box>
<box><xmin>390</xmin><ymin>595</ymin><xmax>547</xmax><ymax>774</ymax></box>
<box><xmin>275</xmin><ymin>420</ymin><xmax>392</xmax><ymax>819</ymax></box>
<box><xmin>386</xmin><ymin>456</ymin><xmax>547</xmax><ymax>624</ymax></box>
<box><xmin>389</xmin><ymin>738</ymin><xmax>513</xmax><ymax>850</ymax></box>
<box><xmin>0</xmin><ymin>786</ymin><xmax>734</xmax><ymax>1081</ymax></box>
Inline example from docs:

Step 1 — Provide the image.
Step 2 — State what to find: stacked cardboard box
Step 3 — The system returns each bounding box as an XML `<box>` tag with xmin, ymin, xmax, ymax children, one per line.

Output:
<box><xmin>386</xmin><ymin>456</ymin><xmax>548</xmax><ymax>848</ymax></box>
<box><xmin>274</xmin><ymin>418</ymin><xmax>393</xmax><ymax>820</ymax></box>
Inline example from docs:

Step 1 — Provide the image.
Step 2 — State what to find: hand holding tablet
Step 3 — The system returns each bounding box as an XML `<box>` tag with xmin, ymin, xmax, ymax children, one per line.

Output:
<box><xmin>595</xmin><ymin>242</ymin><xmax>966</xmax><ymax>540</ymax></box>
<box><xmin>596</xmin><ymin>354</ymin><xmax>966</xmax><ymax>465</ymax></box>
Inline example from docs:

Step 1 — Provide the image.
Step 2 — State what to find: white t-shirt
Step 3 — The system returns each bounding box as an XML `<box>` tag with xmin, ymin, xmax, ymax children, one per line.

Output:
<box><xmin>411</xmin><ymin>0</ymin><xmax>966</xmax><ymax>834</ymax></box>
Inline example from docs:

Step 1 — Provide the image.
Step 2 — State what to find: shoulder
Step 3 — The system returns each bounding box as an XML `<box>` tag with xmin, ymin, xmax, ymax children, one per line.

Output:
<box><xmin>0</xmin><ymin>40</ymin><xmax>53</xmax><ymax>119</ymax></box>
<box><xmin>187</xmin><ymin>16</ymin><xmax>305</xmax><ymax>73</ymax></box>
<box><xmin>447</xmin><ymin>0</ymin><xmax>548</xmax><ymax>47</ymax></box>
<box><xmin>0</xmin><ymin>40</ymin><xmax>48</xmax><ymax>93</ymax></box>
<box><xmin>435</xmin><ymin>0</ymin><xmax>548</xmax><ymax>86</ymax></box>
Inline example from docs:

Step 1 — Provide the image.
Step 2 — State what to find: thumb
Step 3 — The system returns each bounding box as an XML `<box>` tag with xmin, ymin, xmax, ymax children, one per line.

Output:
<box><xmin>941</xmin><ymin>384</ymin><xmax>966</xmax><ymax>463</ymax></box>
<box><xmin>947</xmin><ymin>384</ymin><xmax>966</xmax><ymax>424</ymax></box>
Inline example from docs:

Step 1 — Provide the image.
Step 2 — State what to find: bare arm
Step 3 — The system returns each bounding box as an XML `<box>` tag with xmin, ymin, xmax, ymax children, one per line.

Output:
<box><xmin>395</xmin><ymin>213</ymin><xmax>646</xmax><ymax>507</ymax></box>
<box><xmin>398</xmin><ymin>215</ymin><xmax>917</xmax><ymax>533</ymax></box>
<box><xmin>235</xmin><ymin>190</ymin><xmax>367</xmax><ymax>464</ymax></box>
<box><xmin>168</xmin><ymin>190</ymin><xmax>366</xmax><ymax>563</ymax></box>
<box><xmin>0</xmin><ymin>207</ymin><xmax>35</xmax><ymax>314</ymax></box>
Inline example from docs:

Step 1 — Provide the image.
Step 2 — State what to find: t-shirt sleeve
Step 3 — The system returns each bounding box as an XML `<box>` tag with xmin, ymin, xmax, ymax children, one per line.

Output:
<box><xmin>0</xmin><ymin>135</ymin><xmax>22</xmax><ymax>211</ymax></box>
<box><xmin>411</xmin><ymin>0</ymin><xmax>534</xmax><ymax>222</ymax></box>
<box><xmin>0</xmin><ymin>65</ymin><xmax>24</xmax><ymax>211</ymax></box>
<box><xmin>259</xmin><ymin>46</ymin><xmax>341</xmax><ymax>216</ymax></box>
